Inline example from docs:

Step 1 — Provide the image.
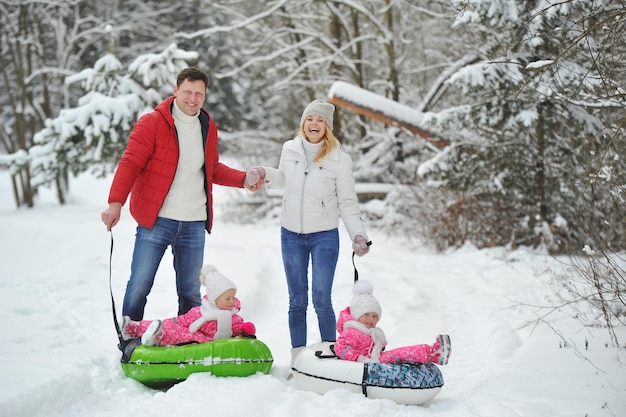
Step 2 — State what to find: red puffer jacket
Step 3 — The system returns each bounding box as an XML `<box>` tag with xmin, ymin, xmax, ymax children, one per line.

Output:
<box><xmin>107</xmin><ymin>96</ymin><xmax>245</xmax><ymax>232</ymax></box>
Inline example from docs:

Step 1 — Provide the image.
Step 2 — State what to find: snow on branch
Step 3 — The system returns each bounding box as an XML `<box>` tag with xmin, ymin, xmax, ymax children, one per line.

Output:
<box><xmin>328</xmin><ymin>81</ymin><xmax>449</xmax><ymax>148</ymax></box>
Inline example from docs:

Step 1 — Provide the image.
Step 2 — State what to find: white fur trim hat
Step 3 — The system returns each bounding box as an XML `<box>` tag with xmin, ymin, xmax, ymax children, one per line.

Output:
<box><xmin>199</xmin><ymin>265</ymin><xmax>237</xmax><ymax>306</ymax></box>
<box><xmin>300</xmin><ymin>100</ymin><xmax>335</xmax><ymax>130</ymax></box>
<box><xmin>350</xmin><ymin>280</ymin><xmax>381</xmax><ymax>320</ymax></box>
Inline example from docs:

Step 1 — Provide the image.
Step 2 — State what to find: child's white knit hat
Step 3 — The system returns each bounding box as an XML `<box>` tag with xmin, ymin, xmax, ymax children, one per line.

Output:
<box><xmin>199</xmin><ymin>265</ymin><xmax>237</xmax><ymax>306</ymax></box>
<box><xmin>350</xmin><ymin>280</ymin><xmax>381</xmax><ymax>320</ymax></box>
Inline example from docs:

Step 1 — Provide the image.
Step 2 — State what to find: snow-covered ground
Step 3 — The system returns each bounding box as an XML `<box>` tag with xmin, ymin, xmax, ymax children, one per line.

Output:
<box><xmin>0</xmin><ymin>168</ymin><xmax>624</xmax><ymax>417</ymax></box>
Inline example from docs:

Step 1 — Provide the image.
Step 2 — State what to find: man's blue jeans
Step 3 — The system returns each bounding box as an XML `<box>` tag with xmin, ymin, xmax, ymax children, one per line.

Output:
<box><xmin>281</xmin><ymin>227</ymin><xmax>340</xmax><ymax>348</ymax></box>
<box><xmin>122</xmin><ymin>217</ymin><xmax>205</xmax><ymax>320</ymax></box>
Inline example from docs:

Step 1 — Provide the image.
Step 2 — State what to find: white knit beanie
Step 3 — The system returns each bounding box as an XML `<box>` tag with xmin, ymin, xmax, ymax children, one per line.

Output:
<box><xmin>300</xmin><ymin>100</ymin><xmax>335</xmax><ymax>130</ymax></box>
<box><xmin>350</xmin><ymin>280</ymin><xmax>382</xmax><ymax>320</ymax></box>
<box><xmin>199</xmin><ymin>265</ymin><xmax>237</xmax><ymax>306</ymax></box>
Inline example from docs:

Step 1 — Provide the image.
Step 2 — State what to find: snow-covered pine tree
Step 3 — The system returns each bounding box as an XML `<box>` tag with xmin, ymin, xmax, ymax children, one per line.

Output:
<box><xmin>418</xmin><ymin>0</ymin><xmax>626</xmax><ymax>252</ymax></box>
<box><xmin>27</xmin><ymin>41</ymin><xmax>199</xmax><ymax>203</ymax></box>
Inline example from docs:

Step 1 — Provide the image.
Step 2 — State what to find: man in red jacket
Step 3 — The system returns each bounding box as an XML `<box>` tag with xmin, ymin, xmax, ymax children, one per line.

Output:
<box><xmin>101</xmin><ymin>67</ymin><xmax>257</xmax><ymax>321</ymax></box>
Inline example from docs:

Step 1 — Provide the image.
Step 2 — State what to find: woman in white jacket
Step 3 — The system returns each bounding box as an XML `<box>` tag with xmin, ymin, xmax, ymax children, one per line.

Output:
<box><xmin>246</xmin><ymin>100</ymin><xmax>371</xmax><ymax>362</ymax></box>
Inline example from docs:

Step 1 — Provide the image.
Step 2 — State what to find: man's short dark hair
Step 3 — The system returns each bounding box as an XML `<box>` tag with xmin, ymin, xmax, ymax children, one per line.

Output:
<box><xmin>176</xmin><ymin>67</ymin><xmax>210</xmax><ymax>89</ymax></box>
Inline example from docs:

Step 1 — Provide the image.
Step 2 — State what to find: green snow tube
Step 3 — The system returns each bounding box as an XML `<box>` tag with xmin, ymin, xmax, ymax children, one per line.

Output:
<box><xmin>120</xmin><ymin>337</ymin><xmax>273</xmax><ymax>388</ymax></box>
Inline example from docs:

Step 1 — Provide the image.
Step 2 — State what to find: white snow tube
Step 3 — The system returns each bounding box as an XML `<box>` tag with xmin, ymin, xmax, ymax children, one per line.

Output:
<box><xmin>292</xmin><ymin>342</ymin><xmax>444</xmax><ymax>405</ymax></box>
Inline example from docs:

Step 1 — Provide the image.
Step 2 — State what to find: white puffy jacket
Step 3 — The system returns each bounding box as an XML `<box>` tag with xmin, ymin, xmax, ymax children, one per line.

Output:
<box><xmin>263</xmin><ymin>135</ymin><xmax>367</xmax><ymax>240</ymax></box>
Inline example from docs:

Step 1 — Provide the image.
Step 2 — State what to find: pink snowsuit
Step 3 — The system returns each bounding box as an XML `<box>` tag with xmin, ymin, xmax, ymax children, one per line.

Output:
<box><xmin>124</xmin><ymin>296</ymin><xmax>253</xmax><ymax>346</ymax></box>
<box><xmin>334</xmin><ymin>307</ymin><xmax>438</xmax><ymax>363</ymax></box>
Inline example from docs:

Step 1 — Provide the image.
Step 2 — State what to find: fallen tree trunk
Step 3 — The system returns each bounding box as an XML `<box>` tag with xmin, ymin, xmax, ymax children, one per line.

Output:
<box><xmin>328</xmin><ymin>81</ymin><xmax>449</xmax><ymax>148</ymax></box>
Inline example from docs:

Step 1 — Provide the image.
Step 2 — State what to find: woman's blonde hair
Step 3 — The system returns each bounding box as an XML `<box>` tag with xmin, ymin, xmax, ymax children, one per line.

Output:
<box><xmin>300</xmin><ymin>127</ymin><xmax>340</xmax><ymax>162</ymax></box>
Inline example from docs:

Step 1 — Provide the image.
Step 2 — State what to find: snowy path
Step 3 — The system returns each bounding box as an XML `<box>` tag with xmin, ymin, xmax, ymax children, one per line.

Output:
<box><xmin>0</xmin><ymin>173</ymin><xmax>624</xmax><ymax>417</ymax></box>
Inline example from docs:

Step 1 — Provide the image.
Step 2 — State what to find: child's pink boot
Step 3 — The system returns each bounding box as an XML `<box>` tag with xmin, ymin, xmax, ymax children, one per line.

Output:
<box><xmin>431</xmin><ymin>334</ymin><xmax>451</xmax><ymax>365</ymax></box>
<box><xmin>141</xmin><ymin>320</ymin><xmax>163</xmax><ymax>346</ymax></box>
<box><xmin>121</xmin><ymin>316</ymin><xmax>137</xmax><ymax>341</ymax></box>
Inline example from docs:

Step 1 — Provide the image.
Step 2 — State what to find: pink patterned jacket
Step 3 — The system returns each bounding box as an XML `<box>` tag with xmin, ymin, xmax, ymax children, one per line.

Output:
<box><xmin>125</xmin><ymin>296</ymin><xmax>254</xmax><ymax>346</ymax></box>
<box><xmin>334</xmin><ymin>307</ymin><xmax>380</xmax><ymax>361</ymax></box>
<box><xmin>334</xmin><ymin>307</ymin><xmax>436</xmax><ymax>364</ymax></box>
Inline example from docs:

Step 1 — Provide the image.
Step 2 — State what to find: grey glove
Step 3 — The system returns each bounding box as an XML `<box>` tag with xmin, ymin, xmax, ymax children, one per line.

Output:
<box><xmin>352</xmin><ymin>234</ymin><xmax>371</xmax><ymax>257</ymax></box>
<box><xmin>246</xmin><ymin>166</ymin><xmax>266</xmax><ymax>187</ymax></box>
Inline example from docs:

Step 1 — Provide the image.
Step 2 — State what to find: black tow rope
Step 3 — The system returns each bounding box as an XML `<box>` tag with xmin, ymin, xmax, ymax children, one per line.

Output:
<box><xmin>315</xmin><ymin>344</ymin><xmax>338</xmax><ymax>359</ymax></box>
<box><xmin>108</xmin><ymin>231</ymin><xmax>125</xmax><ymax>348</ymax></box>
<box><xmin>352</xmin><ymin>240</ymin><xmax>372</xmax><ymax>282</ymax></box>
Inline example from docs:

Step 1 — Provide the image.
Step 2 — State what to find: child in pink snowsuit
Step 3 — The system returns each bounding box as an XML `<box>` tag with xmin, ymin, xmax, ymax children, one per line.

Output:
<box><xmin>334</xmin><ymin>280</ymin><xmax>451</xmax><ymax>365</ymax></box>
<box><xmin>122</xmin><ymin>265</ymin><xmax>256</xmax><ymax>346</ymax></box>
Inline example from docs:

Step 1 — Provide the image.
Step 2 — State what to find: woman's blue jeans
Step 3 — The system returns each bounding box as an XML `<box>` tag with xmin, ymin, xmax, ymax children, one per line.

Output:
<box><xmin>122</xmin><ymin>217</ymin><xmax>205</xmax><ymax>320</ymax></box>
<box><xmin>281</xmin><ymin>227</ymin><xmax>340</xmax><ymax>348</ymax></box>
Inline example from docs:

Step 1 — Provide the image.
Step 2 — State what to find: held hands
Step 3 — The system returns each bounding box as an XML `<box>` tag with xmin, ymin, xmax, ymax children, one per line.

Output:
<box><xmin>245</xmin><ymin>166</ymin><xmax>267</xmax><ymax>191</ymax></box>
<box><xmin>352</xmin><ymin>234</ymin><xmax>371</xmax><ymax>257</ymax></box>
